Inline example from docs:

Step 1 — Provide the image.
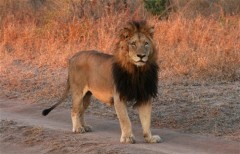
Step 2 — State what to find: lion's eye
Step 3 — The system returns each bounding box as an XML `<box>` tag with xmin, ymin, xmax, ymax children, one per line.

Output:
<box><xmin>144</xmin><ymin>42</ymin><xmax>149</xmax><ymax>47</ymax></box>
<box><xmin>130</xmin><ymin>42</ymin><xmax>136</xmax><ymax>47</ymax></box>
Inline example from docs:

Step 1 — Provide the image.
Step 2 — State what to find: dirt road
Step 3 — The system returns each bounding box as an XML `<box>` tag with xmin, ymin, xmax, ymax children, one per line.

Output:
<box><xmin>0</xmin><ymin>99</ymin><xmax>239</xmax><ymax>154</ymax></box>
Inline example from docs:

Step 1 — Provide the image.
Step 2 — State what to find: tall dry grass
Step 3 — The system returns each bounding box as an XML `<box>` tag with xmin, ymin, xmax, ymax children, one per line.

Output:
<box><xmin>0</xmin><ymin>0</ymin><xmax>240</xmax><ymax>86</ymax></box>
<box><xmin>157</xmin><ymin>16</ymin><xmax>240</xmax><ymax>80</ymax></box>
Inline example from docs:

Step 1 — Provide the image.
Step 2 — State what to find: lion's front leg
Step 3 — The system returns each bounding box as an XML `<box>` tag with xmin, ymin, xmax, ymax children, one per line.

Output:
<box><xmin>114</xmin><ymin>95</ymin><xmax>135</xmax><ymax>144</ymax></box>
<box><xmin>137</xmin><ymin>102</ymin><xmax>162</xmax><ymax>143</ymax></box>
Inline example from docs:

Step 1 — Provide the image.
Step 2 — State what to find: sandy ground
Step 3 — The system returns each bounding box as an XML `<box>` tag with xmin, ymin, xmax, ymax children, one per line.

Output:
<box><xmin>0</xmin><ymin>99</ymin><xmax>239</xmax><ymax>154</ymax></box>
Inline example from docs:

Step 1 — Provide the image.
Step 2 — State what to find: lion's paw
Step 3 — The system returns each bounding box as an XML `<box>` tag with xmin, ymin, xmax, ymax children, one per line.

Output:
<box><xmin>73</xmin><ymin>125</ymin><xmax>92</xmax><ymax>133</ymax></box>
<box><xmin>145</xmin><ymin>135</ymin><xmax>163</xmax><ymax>143</ymax></box>
<box><xmin>120</xmin><ymin>135</ymin><xmax>136</xmax><ymax>144</ymax></box>
<box><xmin>72</xmin><ymin>126</ymin><xmax>87</xmax><ymax>134</ymax></box>
<box><xmin>83</xmin><ymin>125</ymin><xmax>92</xmax><ymax>132</ymax></box>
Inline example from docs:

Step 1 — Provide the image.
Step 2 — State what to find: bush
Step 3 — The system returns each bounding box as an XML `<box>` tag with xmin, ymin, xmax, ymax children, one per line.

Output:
<box><xmin>143</xmin><ymin>0</ymin><xmax>168</xmax><ymax>15</ymax></box>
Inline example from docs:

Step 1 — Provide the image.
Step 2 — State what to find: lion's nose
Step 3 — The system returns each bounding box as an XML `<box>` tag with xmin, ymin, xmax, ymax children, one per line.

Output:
<box><xmin>137</xmin><ymin>54</ymin><xmax>146</xmax><ymax>59</ymax></box>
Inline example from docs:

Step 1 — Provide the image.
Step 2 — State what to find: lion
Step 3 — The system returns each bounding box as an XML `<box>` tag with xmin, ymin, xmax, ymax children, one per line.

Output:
<box><xmin>42</xmin><ymin>20</ymin><xmax>162</xmax><ymax>144</ymax></box>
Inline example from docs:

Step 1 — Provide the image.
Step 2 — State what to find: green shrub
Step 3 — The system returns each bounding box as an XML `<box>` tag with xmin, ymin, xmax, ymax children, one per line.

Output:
<box><xmin>143</xmin><ymin>0</ymin><xmax>168</xmax><ymax>15</ymax></box>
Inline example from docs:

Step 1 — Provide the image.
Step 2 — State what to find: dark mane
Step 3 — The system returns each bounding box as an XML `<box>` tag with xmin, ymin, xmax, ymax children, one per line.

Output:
<box><xmin>112</xmin><ymin>62</ymin><xmax>159</xmax><ymax>107</ymax></box>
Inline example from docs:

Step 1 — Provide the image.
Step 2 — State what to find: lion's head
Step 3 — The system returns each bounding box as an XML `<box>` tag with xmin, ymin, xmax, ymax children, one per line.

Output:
<box><xmin>114</xmin><ymin>20</ymin><xmax>157</xmax><ymax>71</ymax></box>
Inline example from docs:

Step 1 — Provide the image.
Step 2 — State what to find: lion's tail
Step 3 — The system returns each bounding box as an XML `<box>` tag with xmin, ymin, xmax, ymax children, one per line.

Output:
<box><xmin>42</xmin><ymin>78</ymin><xmax>70</xmax><ymax>116</ymax></box>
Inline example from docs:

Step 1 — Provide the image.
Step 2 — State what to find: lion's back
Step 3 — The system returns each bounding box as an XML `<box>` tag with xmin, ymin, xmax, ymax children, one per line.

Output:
<box><xmin>70</xmin><ymin>50</ymin><xmax>112</xmax><ymax>62</ymax></box>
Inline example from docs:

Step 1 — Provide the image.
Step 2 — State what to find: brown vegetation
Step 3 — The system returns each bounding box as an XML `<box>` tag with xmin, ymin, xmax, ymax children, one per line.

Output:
<box><xmin>1</xmin><ymin>0</ymin><xmax>239</xmax><ymax>80</ymax></box>
<box><xmin>0</xmin><ymin>0</ymin><xmax>239</xmax><ymax>101</ymax></box>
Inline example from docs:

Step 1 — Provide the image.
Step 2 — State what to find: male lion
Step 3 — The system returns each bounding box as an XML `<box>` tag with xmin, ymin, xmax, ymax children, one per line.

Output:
<box><xmin>42</xmin><ymin>20</ymin><xmax>162</xmax><ymax>144</ymax></box>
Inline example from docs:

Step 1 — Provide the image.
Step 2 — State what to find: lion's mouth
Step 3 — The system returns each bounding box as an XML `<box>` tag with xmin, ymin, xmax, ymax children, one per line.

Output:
<box><xmin>138</xmin><ymin>59</ymin><xmax>146</xmax><ymax>63</ymax></box>
<box><xmin>131</xmin><ymin>56</ymin><xmax>148</xmax><ymax>66</ymax></box>
<box><xmin>134</xmin><ymin>60</ymin><xmax>146</xmax><ymax>66</ymax></box>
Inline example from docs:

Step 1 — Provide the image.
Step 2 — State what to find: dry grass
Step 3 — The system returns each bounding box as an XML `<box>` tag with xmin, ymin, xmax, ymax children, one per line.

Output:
<box><xmin>1</xmin><ymin>1</ymin><xmax>239</xmax><ymax>77</ymax></box>
<box><xmin>0</xmin><ymin>0</ymin><xmax>239</xmax><ymax>142</ymax></box>
<box><xmin>157</xmin><ymin>16</ymin><xmax>240</xmax><ymax>80</ymax></box>
<box><xmin>0</xmin><ymin>0</ymin><xmax>240</xmax><ymax>100</ymax></box>
<box><xmin>170</xmin><ymin>0</ymin><xmax>240</xmax><ymax>17</ymax></box>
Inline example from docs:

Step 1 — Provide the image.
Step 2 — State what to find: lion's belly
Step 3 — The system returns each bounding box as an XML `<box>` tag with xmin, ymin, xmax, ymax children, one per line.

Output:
<box><xmin>87</xmin><ymin>61</ymin><xmax>114</xmax><ymax>106</ymax></box>
<box><xmin>91</xmin><ymin>90</ymin><xmax>113</xmax><ymax>106</ymax></box>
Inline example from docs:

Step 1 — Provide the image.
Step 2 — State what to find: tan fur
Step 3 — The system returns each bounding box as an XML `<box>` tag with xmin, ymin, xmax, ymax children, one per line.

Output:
<box><xmin>66</xmin><ymin>21</ymin><xmax>162</xmax><ymax>143</ymax></box>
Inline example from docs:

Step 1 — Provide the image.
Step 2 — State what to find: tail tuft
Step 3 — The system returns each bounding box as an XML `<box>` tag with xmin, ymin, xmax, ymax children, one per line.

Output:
<box><xmin>42</xmin><ymin>77</ymin><xmax>70</xmax><ymax>116</ymax></box>
<box><xmin>42</xmin><ymin>108</ymin><xmax>52</xmax><ymax>116</ymax></box>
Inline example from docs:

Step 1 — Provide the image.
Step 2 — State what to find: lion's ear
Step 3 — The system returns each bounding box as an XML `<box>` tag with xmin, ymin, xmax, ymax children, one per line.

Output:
<box><xmin>119</xmin><ymin>23</ymin><xmax>134</xmax><ymax>39</ymax></box>
<box><xmin>149</xmin><ymin>26</ymin><xmax>154</xmax><ymax>38</ymax></box>
<box><xmin>120</xmin><ymin>27</ymin><xmax>130</xmax><ymax>39</ymax></box>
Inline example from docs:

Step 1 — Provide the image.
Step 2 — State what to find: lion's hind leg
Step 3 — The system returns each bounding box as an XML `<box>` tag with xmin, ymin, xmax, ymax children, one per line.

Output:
<box><xmin>81</xmin><ymin>91</ymin><xmax>92</xmax><ymax>132</ymax></box>
<box><xmin>137</xmin><ymin>102</ymin><xmax>163</xmax><ymax>143</ymax></box>
<box><xmin>71</xmin><ymin>89</ymin><xmax>91</xmax><ymax>133</ymax></box>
